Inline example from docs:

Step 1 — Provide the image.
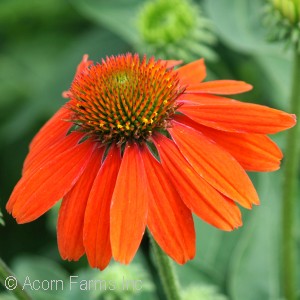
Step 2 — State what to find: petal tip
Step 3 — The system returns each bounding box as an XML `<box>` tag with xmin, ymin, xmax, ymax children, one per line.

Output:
<box><xmin>6</xmin><ymin>202</ymin><xmax>13</xmax><ymax>214</ymax></box>
<box><xmin>291</xmin><ymin>113</ymin><xmax>297</xmax><ymax>125</ymax></box>
<box><xmin>246</xmin><ymin>83</ymin><xmax>253</xmax><ymax>91</ymax></box>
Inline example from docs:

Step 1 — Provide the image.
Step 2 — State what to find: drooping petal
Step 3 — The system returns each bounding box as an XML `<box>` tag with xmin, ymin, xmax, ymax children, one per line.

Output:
<box><xmin>153</xmin><ymin>134</ymin><xmax>242</xmax><ymax>231</ymax></box>
<box><xmin>57</xmin><ymin>147</ymin><xmax>104</xmax><ymax>261</ymax></box>
<box><xmin>175</xmin><ymin>114</ymin><xmax>283</xmax><ymax>171</ymax></box>
<box><xmin>169</xmin><ymin>121</ymin><xmax>259</xmax><ymax>208</ymax></box>
<box><xmin>110</xmin><ymin>143</ymin><xmax>149</xmax><ymax>264</ymax></box>
<box><xmin>28</xmin><ymin>106</ymin><xmax>72</xmax><ymax>152</ymax></box>
<box><xmin>23</xmin><ymin>131</ymin><xmax>84</xmax><ymax>174</ymax></box>
<box><xmin>7</xmin><ymin>139</ymin><xmax>96</xmax><ymax>224</ymax></box>
<box><xmin>177</xmin><ymin>58</ymin><xmax>206</xmax><ymax>84</ymax></box>
<box><xmin>84</xmin><ymin>145</ymin><xmax>121</xmax><ymax>270</ymax></box>
<box><xmin>9</xmin><ymin>130</ymin><xmax>84</xmax><ymax>213</ymax></box>
<box><xmin>178</xmin><ymin>94</ymin><xmax>296</xmax><ymax>134</ymax></box>
<box><xmin>186</xmin><ymin>80</ymin><xmax>252</xmax><ymax>94</ymax></box>
<box><xmin>141</xmin><ymin>146</ymin><xmax>195</xmax><ymax>264</ymax></box>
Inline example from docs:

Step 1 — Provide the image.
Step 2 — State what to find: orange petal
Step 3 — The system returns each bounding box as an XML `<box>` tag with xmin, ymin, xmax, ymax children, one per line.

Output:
<box><xmin>110</xmin><ymin>143</ymin><xmax>149</xmax><ymax>264</ymax></box>
<box><xmin>75</xmin><ymin>54</ymin><xmax>93</xmax><ymax>77</ymax></box>
<box><xmin>175</xmin><ymin>114</ymin><xmax>283</xmax><ymax>171</ymax></box>
<box><xmin>8</xmin><ymin>139</ymin><xmax>96</xmax><ymax>224</ymax></box>
<box><xmin>178</xmin><ymin>94</ymin><xmax>296</xmax><ymax>134</ymax></box>
<box><xmin>161</xmin><ymin>59</ymin><xmax>183</xmax><ymax>69</ymax></box>
<box><xmin>28</xmin><ymin>106</ymin><xmax>71</xmax><ymax>152</ymax></box>
<box><xmin>141</xmin><ymin>146</ymin><xmax>195</xmax><ymax>264</ymax></box>
<box><xmin>177</xmin><ymin>58</ymin><xmax>206</xmax><ymax>85</ymax></box>
<box><xmin>9</xmin><ymin>131</ymin><xmax>84</xmax><ymax>213</ymax></box>
<box><xmin>84</xmin><ymin>145</ymin><xmax>121</xmax><ymax>270</ymax></box>
<box><xmin>23</xmin><ymin>131</ymin><xmax>84</xmax><ymax>174</ymax></box>
<box><xmin>186</xmin><ymin>80</ymin><xmax>253</xmax><ymax>94</ymax></box>
<box><xmin>153</xmin><ymin>134</ymin><xmax>242</xmax><ymax>231</ymax></box>
<box><xmin>63</xmin><ymin>55</ymin><xmax>93</xmax><ymax>98</ymax></box>
<box><xmin>57</xmin><ymin>147</ymin><xmax>103</xmax><ymax>261</ymax></box>
<box><xmin>169</xmin><ymin>122</ymin><xmax>259</xmax><ymax>208</ymax></box>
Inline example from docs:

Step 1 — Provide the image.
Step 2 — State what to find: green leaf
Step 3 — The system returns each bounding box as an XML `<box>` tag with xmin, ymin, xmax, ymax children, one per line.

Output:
<box><xmin>253</xmin><ymin>53</ymin><xmax>292</xmax><ymax>110</ymax></box>
<box><xmin>0</xmin><ymin>293</ymin><xmax>16</xmax><ymax>300</ymax></box>
<box><xmin>204</xmin><ymin>0</ymin><xmax>280</xmax><ymax>55</ymax></box>
<box><xmin>228</xmin><ymin>171</ymin><xmax>282</xmax><ymax>300</ymax></box>
<box><xmin>71</xmin><ymin>0</ymin><xmax>145</xmax><ymax>45</ymax></box>
<box><xmin>205</xmin><ymin>0</ymin><xmax>292</xmax><ymax>109</ymax></box>
<box><xmin>188</xmin><ymin>214</ymin><xmax>250</xmax><ymax>293</ymax></box>
<box><xmin>12</xmin><ymin>256</ymin><xmax>68</xmax><ymax>300</ymax></box>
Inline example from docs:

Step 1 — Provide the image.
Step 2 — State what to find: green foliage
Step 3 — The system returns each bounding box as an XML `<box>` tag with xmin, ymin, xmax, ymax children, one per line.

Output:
<box><xmin>182</xmin><ymin>285</ymin><xmax>227</xmax><ymax>300</ymax></box>
<box><xmin>71</xmin><ymin>0</ymin><xmax>143</xmax><ymax>45</ymax></box>
<box><xmin>205</xmin><ymin>0</ymin><xmax>292</xmax><ymax>108</ymax></box>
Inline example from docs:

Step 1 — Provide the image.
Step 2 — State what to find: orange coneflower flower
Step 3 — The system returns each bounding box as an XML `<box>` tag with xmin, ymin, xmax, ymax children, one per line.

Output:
<box><xmin>7</xmin><ymin>53</ymin><xmax>296</xmax><ymax>270</ymax></box>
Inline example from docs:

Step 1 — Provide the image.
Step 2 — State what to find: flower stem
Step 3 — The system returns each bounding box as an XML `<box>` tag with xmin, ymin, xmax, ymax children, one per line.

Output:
<box><xmin>282</xmin><ymin>50</ymin><xmax>300</xmax><ymax>300</ymax></box>
<box><xmin>0</xmin><ymin>258</ymin><xmax>32</xmax><ymax>300</ymax></box>
<box><xmin>148</xmin><ymin>233</ymin><xmax>182</xmax><ymax>300</ymax></box>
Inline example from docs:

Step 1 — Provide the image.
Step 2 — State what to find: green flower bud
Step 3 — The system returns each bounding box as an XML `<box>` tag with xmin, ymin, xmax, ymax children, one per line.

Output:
<box><xmin>137</xmin><ymin>0</ymin><xmax>217</xmax><ymax>62</ymax></box>
<box><xmin>272</xmin><ymin>0</ymin><xmax>300</xmax><ymax>24</ymax></box>
<box><xmin>264</xmin><ymin>0</ymin><xmax>300</xmax><ymax>50</ymax></box>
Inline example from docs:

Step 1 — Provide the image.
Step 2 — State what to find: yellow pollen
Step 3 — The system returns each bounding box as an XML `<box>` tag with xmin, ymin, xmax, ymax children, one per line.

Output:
<box><xmin>142</xmin><ymin>117</ymin><xmax>149</xmax><ymax>124</ymax></box>
<box><xmin>117</xmin><ymin>124</ymin><xmax>123</xmax><ymax>129</ymax></box>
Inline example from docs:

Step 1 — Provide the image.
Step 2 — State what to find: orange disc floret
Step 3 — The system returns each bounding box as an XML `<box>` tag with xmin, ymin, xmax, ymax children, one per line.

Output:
<box><xmin>68</xmin><ymin>53</ymin><xmax>184</xmax><ymax>144</ymax></box>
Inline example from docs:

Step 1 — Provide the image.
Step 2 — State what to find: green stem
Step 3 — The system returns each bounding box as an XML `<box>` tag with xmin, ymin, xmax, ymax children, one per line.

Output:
<box><xmin>282</xmin><ymin>50</ymin><xmax>300</xmax><ymax>300</ymax></box>
<box><xmin>0</xmin><ymin>258</ymin><xmax>32</xmax><ymax>300</ymax></box>
<box><xmin>148</xmin><ymin>233</ymin><xmax>182</xmax><ymax>300</ymax></box>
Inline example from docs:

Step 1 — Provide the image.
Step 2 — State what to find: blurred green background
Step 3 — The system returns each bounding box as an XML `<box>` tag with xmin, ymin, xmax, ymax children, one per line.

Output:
<box><xmin>0</xmin><ymin>0</ymin><xmax>299</xmax><ymax>299</ymax></box>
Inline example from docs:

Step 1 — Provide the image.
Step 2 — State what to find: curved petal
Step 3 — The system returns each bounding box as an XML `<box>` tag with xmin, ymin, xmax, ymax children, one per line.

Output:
<box><xmin>23</xmin><ymin>131</ymin><xmax>84</xmax><ymax>174</ymax></box>
<box><xmin>110</xmin><ymin>143</ymin><xmax>149</xmax><ymax>264</ymax></box>
<box><xmin>7</xmin><ymin>139</ymin><xmax>96</xmax><ymax>224</ymax></box>
<box><xmin>186</xmin><ymin>80</ymin><xmax>252</xmax><ymax>94</ymax></box>
<box><xmin>153</xmin><ymin>134</ymin><xmax>242</xmax><ymax>231</ymax></box>
<box><xmin>57</xmin><ymin>147</ymin><xmax>104</xmax><ymax>261</ymax></box>
<box><xmin>141</xmin><ymin>146</ymin><xmax>195</xmax><ymax>264</ymax></box>
<box><xmin>174</xmin><ymin>114</ymin><xmax>283</xmax><ymax>171</ymax></box>
<box><xmin>169</xmin><ymin>121</ymin><xmax>259</xmax><ymax>208</ymax></box>
<box><xmin>28</xmin><ymin>106</ymin><xmax>72</xmax><ymax>152</ymax></box>
<box><xmin>178</xmin><ymin>94</ymin><xmax>296</xmax><ymax>134</ymax></box>
<box><xmin>84</xmin><ymin>145</ymin><xmax>121</xmax><ymax>270</ymax></box>
<box><xmin>177</xmin><ymin>58</ymin><xmax>206</xmax><ymax>85</ymax></box>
